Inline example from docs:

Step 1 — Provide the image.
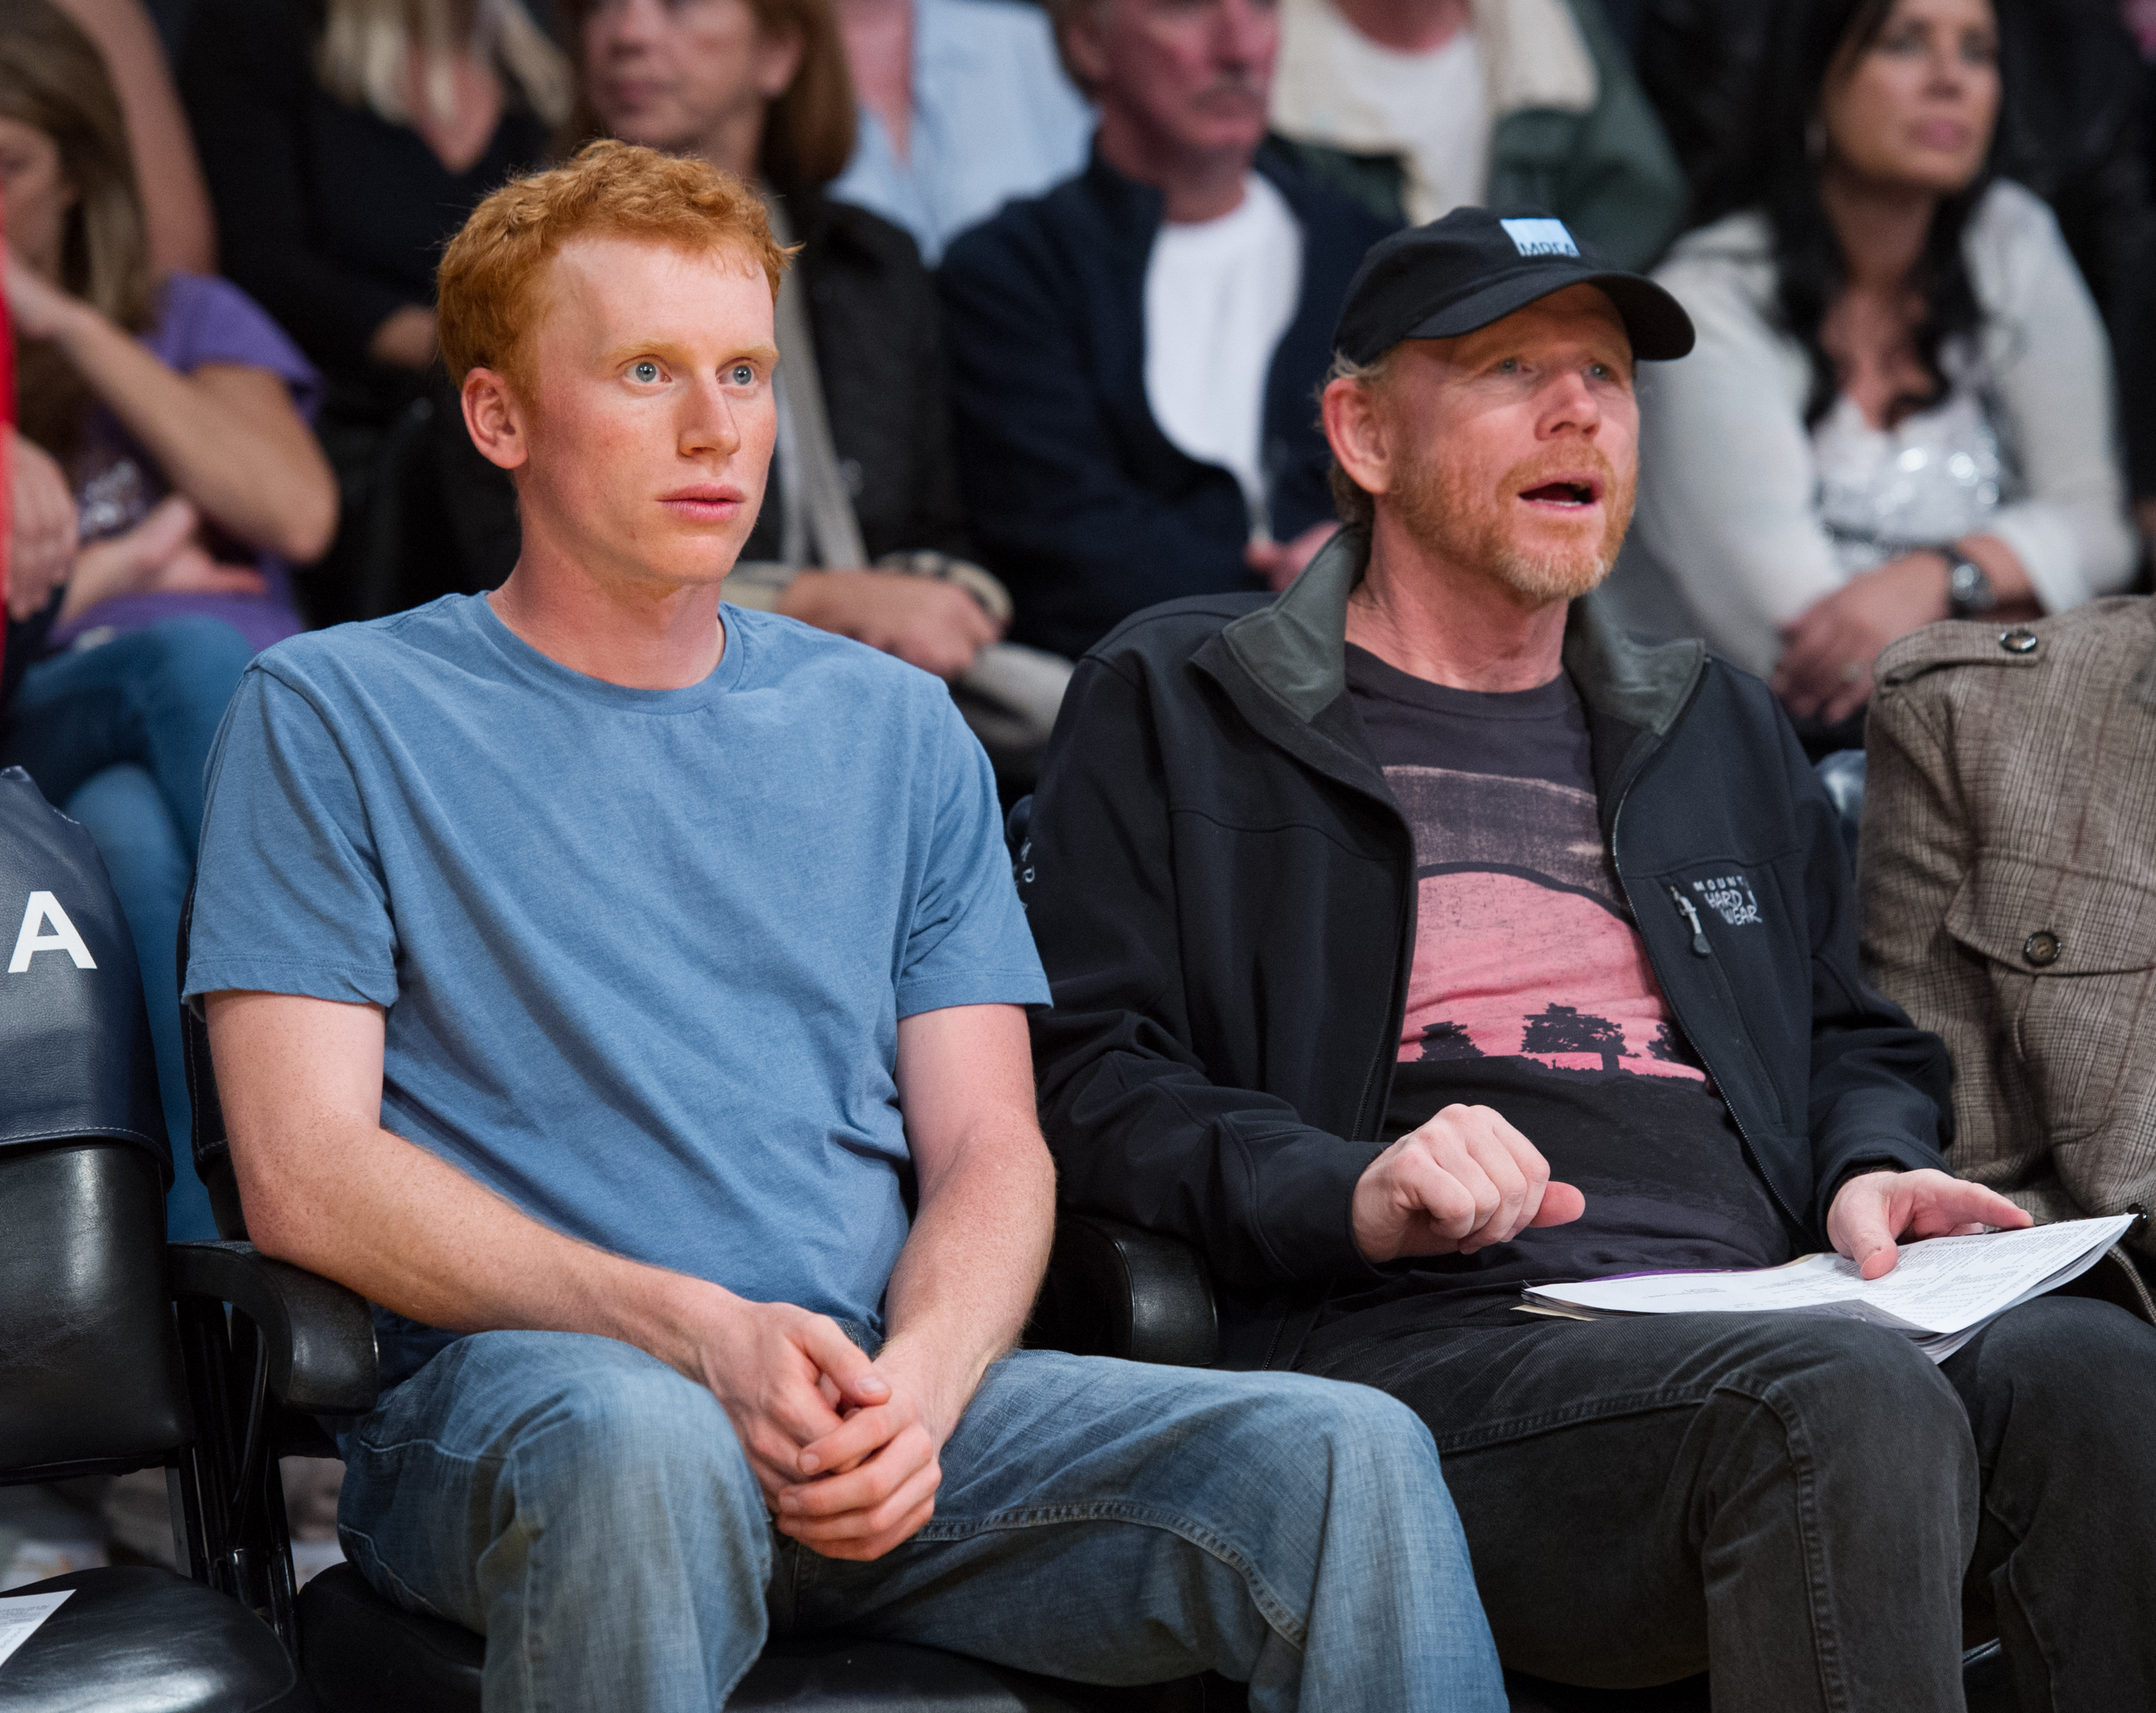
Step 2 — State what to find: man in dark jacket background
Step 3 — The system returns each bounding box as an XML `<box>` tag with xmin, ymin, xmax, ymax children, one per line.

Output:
<box><xmin>937</xmin><ymin>0</ymin><xmax>1393</xmax><ymax>661</ymax></box>
<box><xmin>1023</xmin><ymin>208</ymin><xmax>2156</xmax><ymax>1709</ymax></box>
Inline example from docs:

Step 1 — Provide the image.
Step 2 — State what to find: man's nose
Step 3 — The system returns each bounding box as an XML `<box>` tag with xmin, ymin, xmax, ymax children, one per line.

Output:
<box><xmin>1214</xmin><ymin>0</ymin><xmax>1275</xmax><ymax>65</ymax></box>
<box><xmin>678</xmin><ymin>375</ymin><xmax>744</xmax><ymax>459</ymax></box>
<box><xmin>1539</xmin><ymin>370</ymin><xmax>1602</xmax><ymax>434</ymax></box>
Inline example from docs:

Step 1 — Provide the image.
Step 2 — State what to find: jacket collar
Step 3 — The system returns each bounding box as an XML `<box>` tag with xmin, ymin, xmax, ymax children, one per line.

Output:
<box><xmin>1199</xmin><ymin>528</ymin><xmax>1707</xmax><ymax>802</ymax></box>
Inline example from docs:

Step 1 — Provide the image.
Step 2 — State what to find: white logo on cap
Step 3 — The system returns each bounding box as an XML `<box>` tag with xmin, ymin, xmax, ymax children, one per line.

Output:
<box><xmin>1501</xmin><ymin>218</ymin><xmax>1579</xmax><ymax>259</ymax></box>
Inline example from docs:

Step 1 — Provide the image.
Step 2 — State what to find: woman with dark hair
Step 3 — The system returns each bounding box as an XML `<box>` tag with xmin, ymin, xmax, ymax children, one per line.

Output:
<box><xmin>0</xmin><ymin>0</ymin><xmax>338</xmax><ymax>1237</ymax></box>
<box><xmin>1621</xmin><ymin>0</ymin><xmax>2134</xmax><ymax>743</ymax></box>
<box><xmin>571</xmin><ymin>0</ymin><xmax>1069</xmax><ymax>772</ymax></box>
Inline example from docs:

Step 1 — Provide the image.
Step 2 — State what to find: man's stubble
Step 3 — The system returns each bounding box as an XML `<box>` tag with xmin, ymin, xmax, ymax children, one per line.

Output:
<box><xmin>1386</xmin><ymin>426</ymin><xmax>1639</xmax><ymax>606</ymax></box>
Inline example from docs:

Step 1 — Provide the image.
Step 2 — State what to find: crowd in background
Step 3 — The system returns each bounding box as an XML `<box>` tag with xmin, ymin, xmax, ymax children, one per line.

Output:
<box><xmin>3</xmin><ymin>0</ymin><xmax>2154</xmax><ymax>1252</ymax></box>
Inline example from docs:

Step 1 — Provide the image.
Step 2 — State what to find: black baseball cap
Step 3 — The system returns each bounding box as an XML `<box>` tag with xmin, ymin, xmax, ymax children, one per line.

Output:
<box><xmin>1334</xmin><ymin>206</ymin><xmax>1695</xmax><ymax>367</ymax></box>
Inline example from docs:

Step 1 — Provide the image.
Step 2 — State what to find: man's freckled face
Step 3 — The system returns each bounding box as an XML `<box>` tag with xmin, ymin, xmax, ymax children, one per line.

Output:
<box><xmin>1380</xmin><ymin>286</ymin><xmax>1640</xmax><ymax>602</ymax></box>
<box><xmin>514</xmin><ymin>234</ymin><xmax>780</xmax><ymax>592</ymax></box>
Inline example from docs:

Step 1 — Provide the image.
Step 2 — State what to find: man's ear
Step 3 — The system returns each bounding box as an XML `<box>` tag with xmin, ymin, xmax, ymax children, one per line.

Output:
<box><xmin>462</xmin><ymin>367</ymin><xmax>530</xmax><ymax>474</ymax></box>
<box><xmin>1056</xmin><ymin>2</ymin><xmax>1111</xmax><ymax>93</ymax></box>
<box><xmin>1322</xmin><ymin>377</ymin><xmax>1393</xmax><ymax>501</ymax></box>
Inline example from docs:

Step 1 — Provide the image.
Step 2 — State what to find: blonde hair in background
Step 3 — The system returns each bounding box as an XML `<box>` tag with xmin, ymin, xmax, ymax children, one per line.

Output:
<box><xmin>318</xmin><ymin>0</ymin><xmax>572</xmax><ymax>132</ymax></box>
<box><xmin>0</xmin><ymin>0</ymin><xmax>156</xmax><ymax>464</ymax></box>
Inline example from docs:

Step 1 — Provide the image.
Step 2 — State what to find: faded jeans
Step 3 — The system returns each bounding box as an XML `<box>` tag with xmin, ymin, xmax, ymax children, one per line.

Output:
<box><xmin>338</xmin><ymin>1332</ymin><xmax>1507</xmax><ymax>1712</ymax></box>
<box><xmin>1301</xmin><ymin>1292</ymin><xmax>2156</xmax><ymax>1712</ymax></box>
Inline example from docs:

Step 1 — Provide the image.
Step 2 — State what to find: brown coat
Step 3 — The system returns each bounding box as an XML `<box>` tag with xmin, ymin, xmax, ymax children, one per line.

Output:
<box><xmin>1861</xmin><ymin>600</ymin><xmax>2156</xmax><ymax>1264</ymax></box>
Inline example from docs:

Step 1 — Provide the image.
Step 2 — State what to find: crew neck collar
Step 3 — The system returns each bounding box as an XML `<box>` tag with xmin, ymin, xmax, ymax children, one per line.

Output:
<box><xmin>465</xmin><ymin>592</ymin><xmax>747</xmax><ymax>712</ymax></box>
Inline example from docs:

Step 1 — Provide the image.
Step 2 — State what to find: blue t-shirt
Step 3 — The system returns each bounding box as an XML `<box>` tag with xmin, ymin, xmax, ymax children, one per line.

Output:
<box><xmin>185</xmin><ymin>595</ymin><xmax>1048</xmax><ymax>1374</ymax></box>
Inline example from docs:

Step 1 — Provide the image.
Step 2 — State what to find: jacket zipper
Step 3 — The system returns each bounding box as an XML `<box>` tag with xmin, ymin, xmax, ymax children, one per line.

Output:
<box><xmin>1613</xmin><ymin>757</ymin><xmax>1807</xmax><ymax>1236</ymax></box>
<box><xmin>1668</xmin><ymin>886</ymin><xmax>1713</xmax><ymax>956</ymax></box>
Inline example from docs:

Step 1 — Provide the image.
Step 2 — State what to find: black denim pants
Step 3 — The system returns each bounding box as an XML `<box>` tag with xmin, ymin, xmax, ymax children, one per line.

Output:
<box><xmin>1299</xmin><ymin>1293</ymin><xmax>2156</xmax><ymax>1712</ymax></box>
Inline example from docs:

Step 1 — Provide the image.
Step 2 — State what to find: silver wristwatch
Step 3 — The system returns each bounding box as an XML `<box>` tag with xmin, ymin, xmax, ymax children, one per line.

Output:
<box><xmin>1945</xmin><ymin>552</ymin><xmax>1996</xmax><ymax>619</ymax></box>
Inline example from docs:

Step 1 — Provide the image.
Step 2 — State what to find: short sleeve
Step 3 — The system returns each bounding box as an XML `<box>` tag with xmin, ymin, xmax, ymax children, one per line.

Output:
<box><xmin>183</xmin><ymin>663</ymin><xmax>398</xmax><ymax>1006</ymax></box>
<box><xmin>153</xmin><ymin>272</ymin><xmax>324</xmax><ymax>423</ymax></box>
<box><xmin>894</xmin><ymin>697</ymin><xmax>1050</xmax><ymax>1017</ymax></box>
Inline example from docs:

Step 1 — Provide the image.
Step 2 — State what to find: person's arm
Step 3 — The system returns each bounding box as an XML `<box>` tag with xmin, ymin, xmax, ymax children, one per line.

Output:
<box><xmin>1973</xmin><ymin>185</ymin><xmax>2137</xmax><ymax>614</ymax></box>
<box><xmin>775</xmin><ymin>1003</ymin><xmax>1055</xmax><ymax>1560</ymax></box>
<box><xmin>937</xmin><ymin>216</ymin><xmax>1259</xmax><ymax>657</ymax></box>
<box><xmin>207</xmin><ymin>988</ymin><xmax>895</xmax><ymax>1505</ymax></box>
<box><xmin>178</xmin><ymin>0</ymin><xmax>417</xmax><ymax>374</ymax></box>
<box><xmin>5</xmin><ymin>426</ymin><xmax>77</xmax><ymax>621</ymax></box>
<box><xmin>3</xmin><ymin>259</ymin><xmax>336</xmax><ymax>561</ymax></box>
<box><xmin>775</xmin><ymin>572</ymin><xmax>1000</xmax><ymax>679</ymax></box>
<box><xmin>51</xmin><ymin>0</ymin><xmax>216</xmax><ymax>276</ymax></box>
<box><xmin>1631</xmin><ymin>249</ymin><xmax>1847</xmax><ymax>679</ymax></box>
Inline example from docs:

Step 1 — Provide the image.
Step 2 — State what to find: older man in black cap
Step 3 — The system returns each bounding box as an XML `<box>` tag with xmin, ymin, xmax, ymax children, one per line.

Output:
<box><xmin>1023</xmin><ymin>207</ymin><xmax>2156</xmax><ymax>1710</ymax></box>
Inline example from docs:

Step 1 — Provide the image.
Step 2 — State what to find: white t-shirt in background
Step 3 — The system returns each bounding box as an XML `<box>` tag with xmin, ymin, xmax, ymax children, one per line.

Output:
<box><xmin>1276</xmin><ymin>1</ymin><xmax>1489</xmax><ymax>226</ymax></box>
<box><xmin>1142</xmin><ymin>173</ymin><xmax>1305</xmax><ymax>535</ymax></box>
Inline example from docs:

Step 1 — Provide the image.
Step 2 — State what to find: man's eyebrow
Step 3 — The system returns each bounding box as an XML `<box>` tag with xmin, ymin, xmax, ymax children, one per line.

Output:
<box><xmin>596</xmin><ymin>338</ymin><xmax>781</xmax><ymax>368</ymax></box>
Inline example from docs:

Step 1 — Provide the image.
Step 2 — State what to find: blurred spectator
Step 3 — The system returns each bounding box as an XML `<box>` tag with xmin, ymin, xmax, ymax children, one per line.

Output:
<box><xmin>939</xmin><ymin>0</ymin><xmax>1392</xmax><ymax>661</ymax></box>
<box><xmin>1863</xmin><ymin>598</ymin><xmax>2156</xmax><ymax>1275</ymax></box>
<box><xmin>179</xmin><ymin>0</ymin><xmax>568</xmax><ymax>616</ymax></box>
<box><xmin>824</xmin><ymin>0</ymin><xmax>1093</xmax><ymax>262</ymax></box>
<box><xmin>50</xmin><ymin>0</ymin><xmax>215</xmax><ymax>276</ymax></box>
<box><xmin>568</xmin><ymin>0</ymin><xmax>1069</xmax><ymax>771</ymax></box>
<box><xmin>1639</xmin><ymin>0</ymin><xmax>2156</xmax><ymax>542</ymax></box>
<box><xmin>1618</xmin><ymin>0</ymin><xmax>2133</xmax><ymax>748</ymax></box>
<box><xmin>1266</xmin><ymin>0</ymin><xmax>1685</xmax><ymax>270</ymax></box>
<box><xmin>0</xmin><ymin>0</ymin><xmax>336</xmax><ymax>1237</ymax></box>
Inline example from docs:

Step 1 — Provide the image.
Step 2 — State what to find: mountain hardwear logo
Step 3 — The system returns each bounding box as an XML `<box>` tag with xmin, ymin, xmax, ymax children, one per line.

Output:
<box><xmin>1692</xmin><ymin>876</ymin><xmax>1761</xmax><ymax>928</ymax></box>
<box><xmin>9</xmin><ymin>891</ymin><xmax>98</xmax><ymax>972</ymax></box>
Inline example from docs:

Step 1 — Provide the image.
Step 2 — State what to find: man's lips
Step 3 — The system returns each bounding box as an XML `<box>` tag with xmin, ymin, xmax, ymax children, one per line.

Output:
<box><xmin>660</xmin><ymin>486</ymin><xmax>747</xmax><ymax>521</ymax></box>
<box><xmin>1516</xmin><ymin>475</ymin><xmax>1605</xmax><ymax>508</ymax></box>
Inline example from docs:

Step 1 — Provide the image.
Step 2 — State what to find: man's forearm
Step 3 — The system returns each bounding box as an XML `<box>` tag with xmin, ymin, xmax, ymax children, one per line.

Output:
<box><xmin>878</xmin><ymin>1116</ymin><xmax>1055</xmax><ymax>1432</ymax></box>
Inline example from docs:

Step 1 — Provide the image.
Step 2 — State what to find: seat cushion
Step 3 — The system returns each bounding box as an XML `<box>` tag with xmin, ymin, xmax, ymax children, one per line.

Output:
<box><xmin>0</xmin><ymin>1566</ymin><xmax>305</xmax><ymax>1713</ymax></box>
<box><xmin>301</xmin><ymin>1561</ymin><xmax>1216</xmax><ymax>1712</ymax></box>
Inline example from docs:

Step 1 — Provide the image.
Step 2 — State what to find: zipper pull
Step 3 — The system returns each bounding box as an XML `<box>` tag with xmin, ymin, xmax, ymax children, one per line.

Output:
<box><xmin>1669</xmin><ymin>886</ymin><xmax>1712</xmax><ymax>957</ymax></box>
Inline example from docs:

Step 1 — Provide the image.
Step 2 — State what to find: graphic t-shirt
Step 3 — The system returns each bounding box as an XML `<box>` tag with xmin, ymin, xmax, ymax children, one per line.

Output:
<box><xmin>1320</xmin><ymin>646</ymin><xmax>1795</xmax><ymax>1328</ymax></box>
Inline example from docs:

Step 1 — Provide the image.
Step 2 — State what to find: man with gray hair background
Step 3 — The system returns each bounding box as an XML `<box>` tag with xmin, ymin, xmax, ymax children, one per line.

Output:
<box><xmin>938</xmin><ymin>0</ymin><xmax>1393</xmax><ymax>661</ymax></box>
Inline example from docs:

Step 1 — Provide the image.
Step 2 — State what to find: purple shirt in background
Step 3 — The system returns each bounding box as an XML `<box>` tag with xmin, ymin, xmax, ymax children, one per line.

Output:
<box><xmin>50</xmin><ymin>271</ymin><xmax>323</xmax><ymax>656</ymax></box>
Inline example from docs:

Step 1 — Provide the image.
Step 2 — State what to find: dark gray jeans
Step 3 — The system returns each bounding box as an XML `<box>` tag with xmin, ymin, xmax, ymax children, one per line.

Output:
<box><xmin>1299</xmin><ymin>1293</ymin><xmax>2156</xmax><ymax>1712</ymax></box>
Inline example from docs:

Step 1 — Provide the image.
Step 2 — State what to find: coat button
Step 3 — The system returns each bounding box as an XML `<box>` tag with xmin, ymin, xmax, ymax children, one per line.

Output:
<box><xmin>2000</xmin><ymin>628</ymin><xmax>2039</xmax><ymax>654</ymax></box>
<box><xmin>2024</xmin><ymin>930</ymin><xmax>2061</xmax><ymax>966</ymax></box>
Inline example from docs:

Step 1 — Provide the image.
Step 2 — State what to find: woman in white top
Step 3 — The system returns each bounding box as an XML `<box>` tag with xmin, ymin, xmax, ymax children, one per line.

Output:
<box><xmin>1623</xmin><ymin>0</ymin><xmax>2134</xmax><ymax>738</ymax></box>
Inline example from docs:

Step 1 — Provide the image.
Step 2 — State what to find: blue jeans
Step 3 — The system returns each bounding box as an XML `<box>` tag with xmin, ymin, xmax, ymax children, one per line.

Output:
<box><xmin>1</xmin><ymin>619</ymin><xmax>257</xmax><ymax>1241</ymax></box>
<box><xmin>338</xmin><ymin>1333</ymin><xmax>1506</xmax><ymax>1712</ymax></box>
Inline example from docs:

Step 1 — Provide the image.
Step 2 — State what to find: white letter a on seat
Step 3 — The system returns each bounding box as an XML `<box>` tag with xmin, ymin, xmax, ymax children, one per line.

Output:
<box><xmin>9</xmin><ymin>891</ymin><xmax>98</xmax><ymax>973</ymax></box>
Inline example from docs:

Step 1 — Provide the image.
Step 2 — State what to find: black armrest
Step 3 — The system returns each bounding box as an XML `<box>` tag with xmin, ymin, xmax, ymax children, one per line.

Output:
<box><xmin>169</xmin><ymin>1240</ymin><xmax>381</xmax><ymax>1415</ymax></box>
<box><xmin>1036</xmin><ymin>1213</ymin><xmax>1219</xmax><ymax>1369</ymax></box>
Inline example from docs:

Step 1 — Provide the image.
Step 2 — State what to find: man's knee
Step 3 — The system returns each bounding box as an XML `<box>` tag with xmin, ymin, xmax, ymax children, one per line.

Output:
<box><xmin>1949</xmin><ymin>1294</ymin><xmax>2156</xmax><ymax>1447</ymax></box>
<box><xmin>1711</xmin><ymin>1317</ymin><xmax>1977</xmax><ymax>1498</ymax></box>
<box><xmin>465</xmin><ymin>1333</ymin><xmax>764</xmax><ymax>1538</ymax></box>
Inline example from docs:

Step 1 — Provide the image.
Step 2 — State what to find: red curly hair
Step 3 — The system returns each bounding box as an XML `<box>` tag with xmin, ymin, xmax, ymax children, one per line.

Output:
<box><xmin>436</xmin><ymin>139</ymin><xmax>792</xmax><ymax>397</ymax></box>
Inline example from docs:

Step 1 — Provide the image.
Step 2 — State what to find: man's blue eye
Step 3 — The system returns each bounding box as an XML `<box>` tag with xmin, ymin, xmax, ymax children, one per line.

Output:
<box><xmin>632</xmin><ymin>361</ymin><xmax>660</xmax><ymax>383</ymax></box>
<box><xmin>730</xmin><ymin>364</ymin><xmax>756</xmax><ymax>385</ymax></box>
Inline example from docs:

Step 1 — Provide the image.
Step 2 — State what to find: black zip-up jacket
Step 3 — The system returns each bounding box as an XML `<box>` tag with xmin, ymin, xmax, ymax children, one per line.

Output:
<box><xmin>1023</xmin><ymin>533</ymin><xmax>1954</xmax><ymax>1369</ymax></box>
<box><xmin>938</xmin><ymin>143</ymin><xmax>1396</xmax><ymax>661</ymax></box>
